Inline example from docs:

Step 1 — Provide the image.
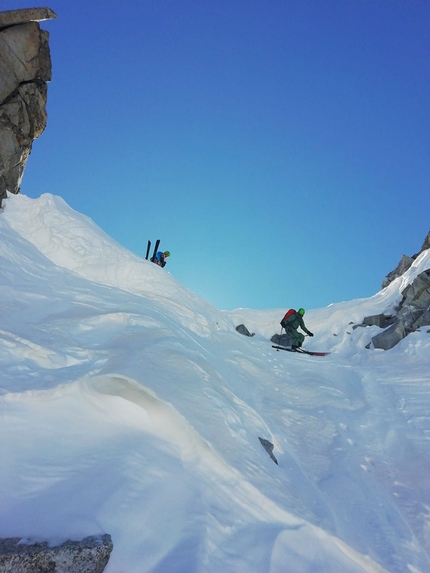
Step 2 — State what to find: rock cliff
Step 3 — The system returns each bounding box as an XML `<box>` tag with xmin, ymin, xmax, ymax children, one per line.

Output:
<box><xmin>0</xmin><ymin>7</ymin><xmax>56</xmax><ymax>207</ymax></box>
<box><xmin>354</xmin><ymin>230</ymin><xmax>430</xmax><ymax>350</ymax></box>
<box><xmin>382</xmin><ymin>230</ymin><xmax>430</xmax><ymax>288</ymax></box>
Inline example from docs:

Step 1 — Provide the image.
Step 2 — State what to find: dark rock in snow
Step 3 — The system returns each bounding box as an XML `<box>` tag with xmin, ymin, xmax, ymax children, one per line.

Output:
<box><xmin>0</xmin><ymin>534</ymin><xmax>113</xmax><ymax>573</ymax></box>
<box><xmin>382</xmin><ymin>230</ymin><xmax>430</xmax><ymax>288</ymax></box>
<box><xmin>259</xmin><ymin>437</ymin><xmax>278</xmax><ymax>465</ymax></box>
<box><xmin>353</xmin><ymin>314</ymin><xmax>396</xmax><ymax>329</ymax></box>
<box><xmin>236</xmin><ymin>324</ymin><xmax>255</xmax><ymax>337</ymax></box>
<box><xmin>371</xmin><ymin>269</ymin><xmax>430</xmax><ymax>350</ymax></box>
<box><xmin>356</xmin><ymin>232</ymin><xmax>430</xmax><ymax>350</ymax></box>
<box><xmin>382</xmin><ymin>255</ymin><xmax>415</xmax><ymax>289</ymax></box>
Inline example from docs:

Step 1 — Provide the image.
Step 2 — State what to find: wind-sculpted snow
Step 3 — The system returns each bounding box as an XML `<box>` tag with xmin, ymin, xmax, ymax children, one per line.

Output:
<box><xmin>2</xmin><ymin>193</ymin><xmax>230</xmax><ymax>337</ymax></box>
<box><xmin>1</xmin><ymin>193</ymin><xmax>430</xmax><ymax>572</ymax></box>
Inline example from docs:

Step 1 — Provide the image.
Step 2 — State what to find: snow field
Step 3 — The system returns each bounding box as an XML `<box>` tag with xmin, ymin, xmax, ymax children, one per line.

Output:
<box><xmin>1</xmin><ymin>193</ymin><xmax>429</xmax><ymax>572</ymax></box>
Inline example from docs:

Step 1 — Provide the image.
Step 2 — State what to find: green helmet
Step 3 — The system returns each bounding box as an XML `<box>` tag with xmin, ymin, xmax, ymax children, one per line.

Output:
<box><xmin>298</xmin><ymin>308</ymin><xmax>305</xmax><ymax>315</ymax></box>
<box><xmin>164</xmin><ymin>251</ymin><xmax>170</xmax><ymax>257</ymax></box>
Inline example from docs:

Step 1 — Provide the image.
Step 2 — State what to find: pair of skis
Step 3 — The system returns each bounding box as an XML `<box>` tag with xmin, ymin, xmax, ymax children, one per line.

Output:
<box><xmin>272</xmin><ymin>345</ymin><xmax>330</xmax><ymax>357</ymax></box>
<box><xmin>145</xmin><ymin>239</ymin><xmax>160</xmax><ymax>262</ymax></box>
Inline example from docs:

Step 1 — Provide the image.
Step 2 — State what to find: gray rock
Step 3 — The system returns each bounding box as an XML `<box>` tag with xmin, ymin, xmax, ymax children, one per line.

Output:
<box><xmin>371</xmin><ymin>269</ymin><xmax>430</xmax><ymax>350</ymax></box>
<box><xmin>371</xmin><ymin>319</ymin><xmax>405</xmax><ymax>351</ymax></box>
<box><xmin>0</xmin><ymin>8</ymin><xmax>55</xmax><ymax>199</ymax></box>
<box><xmin>412</xmin><ymin>309</ymin><xmax>430</xmax><ymax>330</ymax></box>
<box><xmin>258</xmin><ymin>437</ymin><xmax>278</xmax><ymax>465</ymax></box>
<box><xmin>235</xmin><ymin>324</ymin><xmax>255</xmax><ymax>337</ymax></box>
<box><xmin>420</xmin><ymin>230</ymin><xmax>430</xmax><ymax>253</ymax></box>
<box><xmin>368</xmin><ymin>233</ymin><xmax>430</xmax><ymax>350</ymax></box>
<box><xmin>0</xmin><ymin>7</ymin><xmax>57</xmax><ymax>29</ymax></box>
<box><xmin>0</xmin><ymin>22</ymin><xmax>52</xmax><ymax>102</ymax></box>
<box><xmin>0</xmin><ymin>534</ymin><xmax>113</xmax><ymax>573</ymax></box>
<box><xmin>382</xmin><ymin>230</ymin><xmax>430</xmax><ymax>288</ymax></box>
<box><xmin>401</xmin><ymin>269</ymin><xmax>430</xmax><ymax>307</ymax></box>
<box><xmin>361</xmin><ymin>314</ymin><xmax>396</xmax><ymax>328</ymax></box>
<box><xmin>382</xmin><ymin>254</ymin><xmax>414</xmax><ymax>289</ymax></box>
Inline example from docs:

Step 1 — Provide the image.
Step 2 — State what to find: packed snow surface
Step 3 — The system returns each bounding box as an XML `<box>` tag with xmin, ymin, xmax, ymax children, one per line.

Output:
<box><xmin>1</xmin><ymin>193</ymin><xmax>430</xmax><ymax>573</ymax></box>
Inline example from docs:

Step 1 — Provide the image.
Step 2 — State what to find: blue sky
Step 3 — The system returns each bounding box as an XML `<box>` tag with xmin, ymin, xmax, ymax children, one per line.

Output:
<box><xmin>6</xmin><ymin>0</ymin><xmax>430</xmax><ymax>310</ymax></box>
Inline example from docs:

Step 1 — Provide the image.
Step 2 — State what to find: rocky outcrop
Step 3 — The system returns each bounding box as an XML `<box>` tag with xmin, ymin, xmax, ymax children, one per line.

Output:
<box><xmin>370</xmin><ymin>269</ymin><xmax>430</xmax><ymax>350</ymax></box>
<box><xmin>0</xmin><ymin>534</ymin><xmax>113</xmax><ymax>573</ymax></box>
<box><xmin>382</xmin><ymin>230</ymin><xmax>430</xmax><ymax>288</ymax></box>
<box><xmin>381</xmin><ymin>255</ymin><xmax>414</xmax><ymax>289</ymax></box>
<box><xmin>355</xmin><ymin>233</ymin><xmax>430</xmax><ymax>350</ymax></box>
<box><xmin>0</xmin><ymin>7</ymin><xmax>56</xmax><ymax>207</ymax></box>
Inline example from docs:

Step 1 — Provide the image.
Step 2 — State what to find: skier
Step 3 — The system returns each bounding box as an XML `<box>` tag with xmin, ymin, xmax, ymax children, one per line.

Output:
<box><xmin>152</xmin><ymin>250</ymin><xmax>170</xmax><ymax>268</ymax></box>
<box><xmin>281</xmin><ymin>308</ymin><xmax>313</xmax><ymax>350</ymax></box>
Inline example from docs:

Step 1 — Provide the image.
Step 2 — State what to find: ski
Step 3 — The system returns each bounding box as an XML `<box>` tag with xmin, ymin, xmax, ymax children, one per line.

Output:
<box><xmin>145</xmin><ymin>240</ymin><xmax>151</xmax><ymax>260</ymax></box>
<box><xmin>272</xmin><ymin>345</ymin><xmax>330</xmax><ymax>357</ymax></box>
<box><xmin>151</xmin><ymin>239</ymin><xmax>160</xmax><ymax>262</ymax></box>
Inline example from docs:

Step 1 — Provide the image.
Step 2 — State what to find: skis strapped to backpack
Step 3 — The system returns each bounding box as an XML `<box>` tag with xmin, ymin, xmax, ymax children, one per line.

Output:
<box><xmin>146</xmin><ymin>239</ymin><xmax>160</xmax><ymax>262</ymax></box>
<box><xmin>145</xmin><ymin>240</ymin><xmax>151</xmax><ymax>260</ymax></box>
<box><xmin>151</xmin><ymin>239</ymin><xmax>160</xmax><ymax>262</ymax></box>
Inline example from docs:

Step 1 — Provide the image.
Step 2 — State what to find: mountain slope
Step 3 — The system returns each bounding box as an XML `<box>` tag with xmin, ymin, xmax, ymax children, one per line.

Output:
<box><xmin>1</xmin><ymin>193</ymin><xmax>429</xmax><ymax>573</ymax></box>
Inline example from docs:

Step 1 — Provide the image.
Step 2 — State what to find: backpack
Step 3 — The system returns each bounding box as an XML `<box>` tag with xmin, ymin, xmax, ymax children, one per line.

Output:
<box><xmin>280</xmin><ymin>309</ymin><xmax>296</xmax><ymax>329</ymax></box>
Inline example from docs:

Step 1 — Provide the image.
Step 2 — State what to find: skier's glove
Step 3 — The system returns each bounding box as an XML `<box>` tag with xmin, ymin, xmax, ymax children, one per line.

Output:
<box><xmin>308</xmin><ymin>332</ymin><xmax>314</xmax><ymax>337</ymax></box>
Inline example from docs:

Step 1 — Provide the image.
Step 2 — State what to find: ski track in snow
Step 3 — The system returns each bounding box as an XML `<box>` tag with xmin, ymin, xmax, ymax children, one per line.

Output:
<box><xmin>0</xmin><ymin>193</ymin><xmax>430</xmax><ymax>572</ymax></box>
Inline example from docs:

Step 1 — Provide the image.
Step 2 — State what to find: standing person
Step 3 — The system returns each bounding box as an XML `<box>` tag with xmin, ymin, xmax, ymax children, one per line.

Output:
<box><xmin>152</xmin><ymin>250</ymin><xmax>170</xmax><ymax>268</ymax></box>
<box><xmin>280</xmin><ymin>308</ymin><xmax>313</xmax><ymax>349</ymax></box>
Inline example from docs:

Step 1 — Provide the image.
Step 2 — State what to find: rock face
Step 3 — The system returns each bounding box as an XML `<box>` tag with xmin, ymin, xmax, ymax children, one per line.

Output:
<box><xmin>0</xmin><ymin>534</ymin><xmax>113</xmax><ymax>573</ymax></box>
<box><xmin>0</xmin><ymin>7</ymin><xmax>56</xmax><ymax>207</ymax></box>
<box><xmin>371</xmin><ymin>269</ymin><xmax>430</xmax><ymax>350</ymax></box>
<box><xmin>382</xmin><ymin>230</ymin><xmax>430</xmax><ymax>288</ymax></box>
<box><xmin>354</xmin><ymin>232</ymin><xmax>430</xmax><ymax>350</ymax></box>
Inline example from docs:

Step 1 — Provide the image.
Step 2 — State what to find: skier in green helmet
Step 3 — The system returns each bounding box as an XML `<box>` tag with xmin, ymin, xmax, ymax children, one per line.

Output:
<box><xmin>280</xmin><ymin>307</ymin><xmax>314</xmax><ymax>349</ymax></box>
<box><xmin>153</xmin><ymin>250</ymin><xmax>170</xmax><ymax>268</ymax></box>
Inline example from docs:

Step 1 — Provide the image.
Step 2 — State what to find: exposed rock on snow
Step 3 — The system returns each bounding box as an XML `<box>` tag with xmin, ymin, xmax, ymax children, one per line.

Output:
<box><xmin>235</xmin><ymin>323</ymin><xmax>255</xmax><ymax>337</ymax></box>
<box><xmin>352</xmin><ymin>313</ymin><xmax>396</xmax><ymax>331</ymax></box>
<box><xmin>0</xmin><ymin>534</ymin><xmax>112</xmax><ymax>573</ymax></box>
<box><xmin>0</xmin><ymin>7</ymin><xmax>56</xmax><ymax>206</ymax></box>
<box><xmin>352</xmin><ymin>232</ymin><xmax>430</xmax><ymax>350</ymax></box>
<box><xmin>371</xmin><ymin>269</ymin><xmax>430</xmax><ymax>350</ymax></box>
<box><xmin>382</xmin><ymin>230</ymin><xmax>430</xmax><ymax>288</ymax></box>
<box><xmin>258</xmin><ymin>437</ymin><xmax>278</xmax><ymax>465</ymax></box>
<box><xmin>381</xmin><ymin>254</ymin><xmax>415</xmax><ymax>290</ymax></box>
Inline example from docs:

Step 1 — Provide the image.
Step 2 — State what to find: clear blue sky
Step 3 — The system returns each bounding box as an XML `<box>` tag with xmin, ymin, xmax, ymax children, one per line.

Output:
<box><xmin>6</xmin><ymin>0</ymin><xmax>430</xmax><ymax>310</ymax></box>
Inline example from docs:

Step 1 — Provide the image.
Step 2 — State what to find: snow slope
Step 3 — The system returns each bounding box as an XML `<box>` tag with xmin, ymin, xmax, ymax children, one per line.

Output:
<box><xmin>1</xmin><ymin>193</ymin><xmax>430</xmax><ymax>573</ymax></box>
